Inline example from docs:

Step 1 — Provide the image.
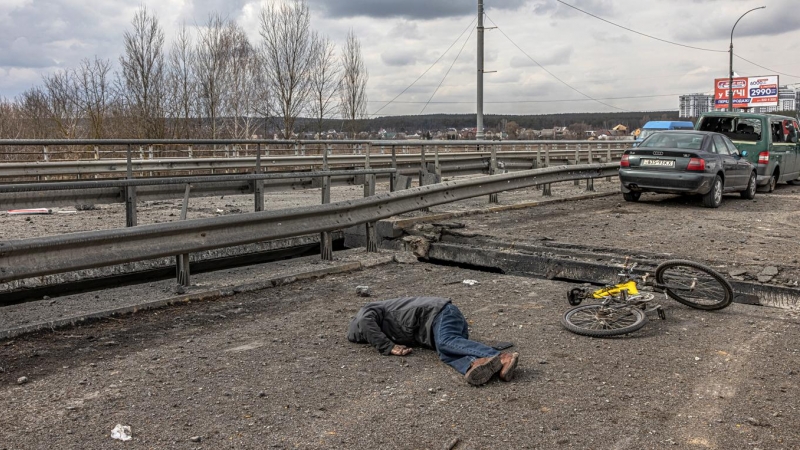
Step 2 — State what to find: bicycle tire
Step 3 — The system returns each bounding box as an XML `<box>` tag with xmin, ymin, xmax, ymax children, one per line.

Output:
<box><xmin>561</xmin><ymin>304</ymin><xmax>647</xmax><ymax>337</ymax></box>
<box><xmin>654</xmin><ymin>260</ymin><xmax>733</xmax><ymax>311</ymax></box>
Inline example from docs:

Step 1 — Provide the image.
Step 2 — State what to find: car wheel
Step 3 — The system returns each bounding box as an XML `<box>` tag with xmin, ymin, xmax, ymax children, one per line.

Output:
<box><xmin>740</xmin><ymin>172</ymin><xmax>757</xmax><ymax>199</ymax></box>
<box><xmin>622</xmin><ymin>191</ymin><xmax>641</xmax><ymax>202</ymax></box>
<box><xmin>789</xmin><ymin>179</ymin><xmax>800</xmax><ymax>186</ymax></box>
<box><xmin>702</xmin><ymin>175</ymin><xmax>723</xmax><ymax>208</ymax></box>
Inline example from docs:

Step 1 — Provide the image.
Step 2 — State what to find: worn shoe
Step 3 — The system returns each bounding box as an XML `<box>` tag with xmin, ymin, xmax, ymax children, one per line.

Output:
<box><xmin>464</xmin><ymin>354</ymin><xmax>502</xmax><ymax>386</ymax></box>
<box><xmin>499</xmin><ymin>352</ymin><xmax>520</xmax><ymax>382</ymax></box>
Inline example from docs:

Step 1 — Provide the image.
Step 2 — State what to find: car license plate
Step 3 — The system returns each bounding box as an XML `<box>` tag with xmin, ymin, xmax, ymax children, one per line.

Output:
<box><xmin>641</xmin><ymin>159</ymin><xmax>674</xmax><ymax>167</ymax></box>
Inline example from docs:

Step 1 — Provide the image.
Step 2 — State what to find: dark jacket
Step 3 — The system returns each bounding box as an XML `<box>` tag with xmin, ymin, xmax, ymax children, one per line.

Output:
<box><xmin>347</xmin><ymin>297</ymin><xmax>451</xmax><ymax>355</ymax></box>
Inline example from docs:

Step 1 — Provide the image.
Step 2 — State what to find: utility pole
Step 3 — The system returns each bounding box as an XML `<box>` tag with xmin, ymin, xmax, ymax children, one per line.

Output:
<box><xmin>476</xmin><ymin>0</ymin><xmax>485</xmax><ymax>140</ymax></box>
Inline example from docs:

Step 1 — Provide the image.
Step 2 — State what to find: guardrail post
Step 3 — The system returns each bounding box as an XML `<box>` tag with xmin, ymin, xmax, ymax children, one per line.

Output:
<box><xmin>94</xmin><ymin>146</ymin><xmax>100</xmax><ymax>160</ymax></box>
<box><xmin>148</xmin><ymin>145</ymin><xmax>154</xmax><ymax>160</ymax></box>
<box><xmin>607</xmin><ymin>144</ymin><xmax>614</xmax><ymax>182</ymax></box>
<box><xmin>364</xmin><ymin>143</ymin><xmax>378</xmax><ymax>252</ymax></box>
<box><xmin>42</xmin><ymin>146</ymin><xmax>49</xmax><ymax>162</ymax></box>
<box><xmin>125</xmin><ymin>144</ymin><xmax>138</xmax><ymax>227</ymax></box>
<box><xmin>586</xmin><ymin>145</ymin><xmax>595</xmax><ymax>191</ymax></box>
<box><xmin>320</xmin><ymin>144</ymin><xmax>333</xmax><ymax>261</ymax></box>
<box><xmin>188</xmin><ymin>145</ymin><xmax>193</xmax><ymax>158</ymax></box>
<box><xmin>254</xmin><ymin>143</ymin><xmax>264</xmax><ymax>212</ymax></box>
<box><xmin>574</xmin><ymin>145</ymin><xmax>581</xmax><ymax>186</ymax></box>
<box><xmin>489</xmin><ymin>144</ymin><xmax>499</xmax><ymax>203</ymax></box>
<box><xmin>177</xmin><ymin>183</ymin><xmax>192</xmax><ymax>286</ymax></box>
<box><xmin>543</xmin><ymin>146</ymin><xmax>552</xmax><ymax>196</ymax></box>
<box><xmin>139</xmin><ymin>146</ymin><xmax>144</xmax><ymax>160</ymax></box>
<box><xmin>419</xmin><ymin>145</ymin><xmax>430</xmax><ymax>212</ymax></box>
<box><xmin>390</xmin><ymin>145</ymin><xmax>397</xmax><ymax>192</ymax></box>
<box><xmin>434</xmin><ymin>145</ymin><xmax>441</xmax><ymax>179</ymax></box>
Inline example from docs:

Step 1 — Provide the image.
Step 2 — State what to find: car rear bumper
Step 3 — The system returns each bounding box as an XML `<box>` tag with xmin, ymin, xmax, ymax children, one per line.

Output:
<box><xmin>619</xmin><ymin>169</ymin><xmax>714</xmax><ymax>195</ymax></box>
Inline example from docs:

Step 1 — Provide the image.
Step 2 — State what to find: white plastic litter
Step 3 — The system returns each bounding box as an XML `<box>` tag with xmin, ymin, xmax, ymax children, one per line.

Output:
<box><xmin>462</xmin><ymin>280</ymin><xmax>479</xmax><ymax>286</ymax></box>
<box><xmin>110</xmin><ymin>424</ymin><xmax>132</xmax><ymax>441</ymax></box>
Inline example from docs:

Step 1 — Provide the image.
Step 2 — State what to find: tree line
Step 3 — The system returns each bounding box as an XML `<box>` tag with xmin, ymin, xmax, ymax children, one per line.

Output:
<box><xmin>0</xmin><ymin>0</ymin><xmax>368</xmax><ymax>141</ymax></box>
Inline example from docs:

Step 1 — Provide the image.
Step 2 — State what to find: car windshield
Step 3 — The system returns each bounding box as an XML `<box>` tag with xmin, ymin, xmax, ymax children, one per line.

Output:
<box><xmin>639</xmin><ymin>133</ymin><xmax>704</xmax><ymax>150</ymax></box>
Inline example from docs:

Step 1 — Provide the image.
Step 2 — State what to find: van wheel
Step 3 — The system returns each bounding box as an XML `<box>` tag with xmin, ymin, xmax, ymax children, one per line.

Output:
<box><xmin>740</xmin><ymin>172</ymin><xmax>757</xmax><ymax>199</ymax></box>
<box><xmin>623</xmin><ymin>191</ymin><xmax>641</xmax><ymax>202</ymax></box>
<box><xmin>758</xmin><ymin>172</ymin><xmax>778</xmax><ymax>193</ymax></box>
<box><xmin>789</xmin><ymin>179</ymin><xmax>800</xmax><ymax>185</ymax></box>
<box><xmin>702</xmin><ymin>175</ymin><xmax>723</xmax><ymax>208</ymax></box>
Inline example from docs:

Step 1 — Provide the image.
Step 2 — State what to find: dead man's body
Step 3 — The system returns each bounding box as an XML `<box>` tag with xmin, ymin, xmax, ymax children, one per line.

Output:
<box><xmin>347</xmin><ymin>296</ymin><xmax>519</xmax><ymax>386</ymax></box>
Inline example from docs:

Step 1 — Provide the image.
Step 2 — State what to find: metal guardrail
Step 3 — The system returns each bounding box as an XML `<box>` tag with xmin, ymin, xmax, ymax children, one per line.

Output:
<box><xmin>1</xmin><ymin>140</ymin><xmax>627</xmax><ymax>212</ymax></box>
<box><xmin>0</xmin><ymin>163</ymin><xmax>619</xmax><ymax>284</ymax></box>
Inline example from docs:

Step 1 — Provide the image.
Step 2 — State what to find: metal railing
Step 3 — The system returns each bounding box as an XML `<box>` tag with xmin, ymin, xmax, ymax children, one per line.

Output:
<box><xmin>1</xmin><ymin>139</ymin><xmax>627</xmax><ymax>217</ymax></box>
<box><xmin>0</xmin><ymin>138</ymin><xmax>632</xmax><ymax>163</ymax></box>
<box><xmin>0</xmin><ymin>163</ymin><xmax>619</xmax><ymax>286</ymax></box>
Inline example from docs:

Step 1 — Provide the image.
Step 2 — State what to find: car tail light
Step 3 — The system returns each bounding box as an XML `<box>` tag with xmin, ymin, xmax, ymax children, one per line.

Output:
<box><xmin>758</xmin><ymin>151</ymin><xmax>770</xmax><ymax>165</ymax></box>
<box><xmin>620</xmin><ymin>154</ymin><xmax>630</xmax><ymax>168</ymax></box>
<box><xmin>686</xmin><ymin>158</ymin><xmax>705</xmax><ymax>171</ymax></box>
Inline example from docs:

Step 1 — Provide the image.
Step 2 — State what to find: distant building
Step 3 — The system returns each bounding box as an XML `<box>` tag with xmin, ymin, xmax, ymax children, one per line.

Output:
<box><xmin>679</xmin><ymin>93</ymin><xmax>714</xmax><ymax>118</ymax></box>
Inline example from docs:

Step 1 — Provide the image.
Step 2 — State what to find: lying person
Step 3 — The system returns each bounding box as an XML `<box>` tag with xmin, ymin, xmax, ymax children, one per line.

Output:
<box><xmin>347</xmin><ymin>296</ymin><xmax>519</xmax><ymax>386</ymax></box>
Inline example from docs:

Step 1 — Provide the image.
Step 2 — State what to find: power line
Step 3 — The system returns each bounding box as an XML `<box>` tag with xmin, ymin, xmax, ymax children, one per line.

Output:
<box><xmin>554</xmin><ymin>0</ymin><xmax>726</xmax><ymax>53</ymax></box>
<box><xmin>734</xmin><ymin>54</ymin><xmax>800</xmax><ymax>79</ymax></box>
<box><xmin>369</xmin><ymin>16</ymin><xmax>477</xmax><ymax>117</ymax></box>
<box><xmin>420</xmin><ymin>25</ymin><xmax>475</xmax><ymax>114</ymax></box>
<box><xmin>484</xmin><ymin>14</ymin><xmax>627</xmax><ymax>112</ymax></box>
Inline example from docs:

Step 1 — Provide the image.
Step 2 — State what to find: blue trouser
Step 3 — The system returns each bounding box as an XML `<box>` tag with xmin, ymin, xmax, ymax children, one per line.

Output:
<box><xmin>432</xmin><ymin>303</ymin><xmax>499</xmax><ymax>375</ymax></box>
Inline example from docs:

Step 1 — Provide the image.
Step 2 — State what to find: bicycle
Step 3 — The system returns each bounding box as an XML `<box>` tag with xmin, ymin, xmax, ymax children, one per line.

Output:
<box><xmin>561</xmin><ymin>259</ymin><xmax>734</xmax><ymax>337</ymax></box>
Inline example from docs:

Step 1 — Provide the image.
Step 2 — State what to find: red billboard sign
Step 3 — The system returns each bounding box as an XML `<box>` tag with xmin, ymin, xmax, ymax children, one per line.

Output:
<box><xmin>714</xmin><ymin>75</ymin><xmax>779</xmax><ymax>109</ymax></box>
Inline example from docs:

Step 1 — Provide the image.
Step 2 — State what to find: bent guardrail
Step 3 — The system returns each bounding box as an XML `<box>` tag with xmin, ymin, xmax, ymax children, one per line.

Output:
<box><xmin>0</xmin><ymin>163</ymin><xmax>618</xmax><ymax>285</ymax></box>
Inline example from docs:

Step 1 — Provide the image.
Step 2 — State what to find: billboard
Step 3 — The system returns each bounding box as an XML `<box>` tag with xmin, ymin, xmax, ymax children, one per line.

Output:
<box><xmin>714</xmin><ymin>75</ymin><xmax>779</xmax><ymax>109</ymax></box>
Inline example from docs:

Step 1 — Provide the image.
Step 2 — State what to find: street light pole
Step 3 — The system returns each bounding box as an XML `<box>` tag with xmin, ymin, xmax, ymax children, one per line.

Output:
<box><xmin>728</xmin><ymin>6</ymin><xmax>766</xmax><ymax>112</ymax></box>
<box><xmin>477</xmin><ymin>0</ymin><xmax>485</xmax><ymax>140</ymax></box>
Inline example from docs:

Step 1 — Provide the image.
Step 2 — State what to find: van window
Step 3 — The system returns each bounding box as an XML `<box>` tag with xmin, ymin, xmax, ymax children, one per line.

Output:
<box><xmin>698</xmin><ymin>116</ymin><xmax>761</xmax><ymax>142</ymax></box>
<box><xmin>771</xmin><ymin>122</ymin><xmax>786</xmax><ymax>143</ymax></box>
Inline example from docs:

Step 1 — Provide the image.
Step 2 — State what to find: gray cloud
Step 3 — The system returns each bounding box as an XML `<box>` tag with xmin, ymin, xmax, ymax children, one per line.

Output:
<box><xmin>532</xmin><ymin>0</ymin><xmax>616</xmax><ymax>18</ymax></box>
<box><xmin>307</xmin><ymin>0</ymin><xmax>528</xmax><ymax>20</ymax></box>
<box><xmin>381</xmin><ymin>50</ymin><xmax>420</xmax><ymax>67</ymax></box>
<box><xmin>673</xmin><ymin>3</ymin><xmax>800</xmax><ymax>42</ymax></box>
<box><xmin>510</xmin><ymin>46</ymin><xmax>573</xmax><ymax>67</ymax></box>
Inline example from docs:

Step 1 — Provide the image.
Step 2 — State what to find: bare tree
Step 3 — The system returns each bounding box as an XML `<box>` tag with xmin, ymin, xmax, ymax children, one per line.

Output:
<box><xmin>339</xmin><ymin>29</ymin><xmax>368</xmax><ymax>138</ymax></box>
<box><xmin>74</xmin><ymin>57</ymin><xmax>114</xmax><ymax>139</ymax></box>
<box><xmin>308</xmin><ymin>32</ymin><xmax>339</xmax><ymax>137</ymax></box>
<box><xmin>222</xmin><ymin>23</ymin><xmax>261</xmax><ymax>140</ymax></box>
<box><xmin>120</xmin><ymin>5</ymin><xmax>166</xmax><ymax>139</ymax></box>
<box><xmin>42</xmin><ymin>70</ymin><xmax>82</xmax><ymax>138</ymax></box>
<box><xmin>0</xmin><ymin>97</ymin><xmax>23</xmax><ymax>141</ymax></box>
<box><xmin>16</xmin><ymin>88</ymin><xmax>53</xmax><ymax>139</ymax></box>
<box><xmin>195</xmin><ymin>14</ymin><xmax>234</xmax><ymax>139</ymax></box>
<box><xmin>259</xmin><ymin>0</ymin><xmax>314</xmax><ymax>139</ymax></box>
<box><xmin>166</xmin><ymin>23</ymin><xmax>197</xmax><ymax>139</ymax></box>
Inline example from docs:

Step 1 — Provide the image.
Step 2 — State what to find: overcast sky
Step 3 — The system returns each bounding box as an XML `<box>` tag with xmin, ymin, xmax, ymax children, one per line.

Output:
<box><xmin>2</xmin><ymin>0</ymin><xmax>799</xmax><ymax>116</ymax></box>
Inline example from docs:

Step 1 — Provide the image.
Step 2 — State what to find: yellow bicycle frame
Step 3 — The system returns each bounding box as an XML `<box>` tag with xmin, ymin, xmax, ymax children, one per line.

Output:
<box><xmin>592</xmin><ymin>280</ymin><xmax>639</xmax><ymax>299</ymax></box>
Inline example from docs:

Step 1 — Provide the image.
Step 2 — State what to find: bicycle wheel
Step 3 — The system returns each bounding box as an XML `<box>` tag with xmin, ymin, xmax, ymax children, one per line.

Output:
<box><xmin>561</xmin><ymin>304</ymin><xmax>647</xmax><ymax>337</ymax></box>
<box><xmin>655</xmin><ymin>260</ymin><xmax>733</xmax><ymax>310</ymax></box>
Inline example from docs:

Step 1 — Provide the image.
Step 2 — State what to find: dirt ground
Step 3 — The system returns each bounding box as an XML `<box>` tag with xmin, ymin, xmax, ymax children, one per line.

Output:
<box><xmin>1</xmin><ymin>262</ymin><xmax>799</xmax><ymax>449</ymax></box>
<box><xmin>3</xmin><ymin>177</ymin><xmax>800</xmax><ymax>449</ymax></box>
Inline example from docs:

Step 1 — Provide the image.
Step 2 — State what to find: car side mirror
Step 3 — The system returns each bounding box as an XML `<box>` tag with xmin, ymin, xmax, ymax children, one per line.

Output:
<box><xmin>740</xmin><ymin>150</ymin><xmax>748</xmax><ymax>157</ymax></box>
